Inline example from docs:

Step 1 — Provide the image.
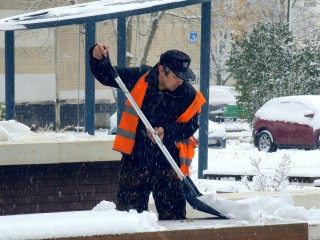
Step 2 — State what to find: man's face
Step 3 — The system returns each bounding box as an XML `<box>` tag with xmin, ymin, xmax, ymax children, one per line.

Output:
<box><xmin>158</xmin><ymin>65</ymin><xmax>183</xmax><ymax>91</ymax></box>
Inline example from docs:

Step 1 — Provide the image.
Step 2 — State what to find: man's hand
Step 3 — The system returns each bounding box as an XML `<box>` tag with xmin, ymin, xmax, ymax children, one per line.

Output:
<box><xmin>92</xmin><ymin>43</ymin><xmax>109</xmax><ymax>60</ymax></box>
<box><xmin>147</xmin><ymin>127</ymin><xmax>164</xmax><ymax>144</ymax></box>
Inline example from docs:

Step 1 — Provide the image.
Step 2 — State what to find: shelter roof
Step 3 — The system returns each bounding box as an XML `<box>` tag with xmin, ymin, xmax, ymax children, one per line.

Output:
<box><xmin>0</xmin><ymin>0</ymin><xmax>209</xmax><ymax>31</ymax></box>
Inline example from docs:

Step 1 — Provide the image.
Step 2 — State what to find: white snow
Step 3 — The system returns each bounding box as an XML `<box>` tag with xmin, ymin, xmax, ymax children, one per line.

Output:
<box><xmin>194</xmin><ymin>120</ymin><xmax>226</xmax><ymax>139</ymax></box>
<box><xmin>0</xmin><ymin>120</ymin><xmax>320</xmax><ymax>239</ymax></box>
<box><xmin>0</xmin><ymin>120</ymin><xmax>31</xmax><ymax>141</ymax></box>
<box><xmin>199</xmin><ymin>193</ymin><xmax>320</xmax><ymax>221</ymax></box>
<box><xmin>0</xmin><ymin>201</ymin><xmax>164</xmax><ymax>240</ymax></box>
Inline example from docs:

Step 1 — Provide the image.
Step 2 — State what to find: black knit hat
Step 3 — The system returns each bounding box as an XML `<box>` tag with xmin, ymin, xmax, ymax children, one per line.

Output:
<box><xmin>159</xmin><ymin>50</ymin><xmax>195</xmax><ymax>81</ymax></box>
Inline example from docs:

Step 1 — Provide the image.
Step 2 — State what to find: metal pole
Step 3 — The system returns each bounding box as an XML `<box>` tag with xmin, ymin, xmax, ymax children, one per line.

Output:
<box><xmin>5</xmin><ymin>31</ymin><xmax>15</xmax><ymax>120</ymax></box>
<box><xmin>198</xmin><ymin>1</ymin><xmax>211</xmax><ymax>179</ymax></box>
<box><xmin>85</xmin><ymin>22</ymin><xmax>96</xmax><ymax>135</ymax></box>
<box><xmin>116</xmin><ymin>17</ymin><xmax>126</xmax><ymax>124</ymax></box>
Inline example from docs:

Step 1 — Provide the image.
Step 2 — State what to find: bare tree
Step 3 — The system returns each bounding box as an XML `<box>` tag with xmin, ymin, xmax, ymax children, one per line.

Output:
<box><xmin>138</xmin><ymin>11</ymin><xmax>166</xmax><ymax>66</ymax></box>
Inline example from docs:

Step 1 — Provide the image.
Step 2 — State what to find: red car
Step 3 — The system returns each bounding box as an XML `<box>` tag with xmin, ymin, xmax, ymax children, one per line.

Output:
<box><xmin>253</xmin><ymin>95</ymin><xmax>320</xmax><ymax>152</ymax></box>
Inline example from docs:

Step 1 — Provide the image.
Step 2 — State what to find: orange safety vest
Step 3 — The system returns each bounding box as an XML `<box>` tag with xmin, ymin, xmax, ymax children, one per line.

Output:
<box><xmin>175</xmin><ymin>89</ymin><xmax>206</xmax><ymax>176</ymax></box>
<box><xmin>113</xmin><ymin>73</ymin><xmax>206</xmax><ymax>176</ymax></box>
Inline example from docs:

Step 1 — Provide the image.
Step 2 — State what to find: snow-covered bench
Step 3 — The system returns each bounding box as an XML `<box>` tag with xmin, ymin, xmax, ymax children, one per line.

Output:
<box><xmin>204</xmin><ymin>168</ymin><xmax>320</xmax><ymax>184</ymax></box>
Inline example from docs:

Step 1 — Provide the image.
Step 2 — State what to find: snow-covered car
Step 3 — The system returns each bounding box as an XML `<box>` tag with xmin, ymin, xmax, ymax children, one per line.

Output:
<box><xmin>252</xmin><ymin>95</ymin><xmax>320</xmax><ymax>152</ymax></box>
<box><xmin>108</xmin><ymin>112</ymin><xmax>117</xmax><ymax>135</ymax></box>
<box><xmin>194</xmin><ymin>120</ymin><xmax>227</xmax><ymax>148</ymax></box>
<box><xmin>208</xmin><ymin>86</ymin><xmax>237</xmax><ymax>122</ymax></box>
<box><xmin>108</xmin><ymin>112</ymin><xmax>226</xmax><ymax>148</ymax></box>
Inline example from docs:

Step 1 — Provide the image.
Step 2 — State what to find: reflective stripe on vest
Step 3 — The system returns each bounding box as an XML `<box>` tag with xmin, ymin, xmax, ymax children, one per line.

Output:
<box><xmin>176</xmin><ymin>136</ymin><xmax>198</xmax><ymax>176</ymax></box>
<box><xmin>112</xmin><ymin>72</ymin><xmax>149</xmax><ymax>155</ymax></box>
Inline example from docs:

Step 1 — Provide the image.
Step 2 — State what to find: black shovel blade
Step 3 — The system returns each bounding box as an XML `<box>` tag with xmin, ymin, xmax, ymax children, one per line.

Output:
<box><xmin>182</xmin><ymin>175</ymin><xmax>229</xmax><ymax>219</ymax></box>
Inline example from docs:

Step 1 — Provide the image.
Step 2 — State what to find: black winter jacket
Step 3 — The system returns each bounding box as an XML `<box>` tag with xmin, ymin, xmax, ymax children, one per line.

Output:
<box><xmin>89</xmin><ymin>47</ymin><xmax>199</xmax><ymax>168</ymax></box>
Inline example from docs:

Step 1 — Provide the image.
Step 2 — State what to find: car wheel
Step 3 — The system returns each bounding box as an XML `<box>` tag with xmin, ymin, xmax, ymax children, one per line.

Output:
<box><xmin>257</xmin><ymin>130</ymin><xmax>277</xmax><ymax>152</ymax></box>
<box><xmin>309</xmin><ymin>135</ymin><xmax>320</xmax><ymax>150</ymax></box>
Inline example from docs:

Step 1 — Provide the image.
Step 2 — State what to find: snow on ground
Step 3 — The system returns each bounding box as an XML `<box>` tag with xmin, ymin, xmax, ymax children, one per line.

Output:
<box><xmin>0</xmin><ymin>201</ymin><xmax>164</xmax><ymax>240</ymax></box>
<box><xmin>0</xmin><ymin>120</ymin><xmax>320</xmax><ymax>239</ymax></box>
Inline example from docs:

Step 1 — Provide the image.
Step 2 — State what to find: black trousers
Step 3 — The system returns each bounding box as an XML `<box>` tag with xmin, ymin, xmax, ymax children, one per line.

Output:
<box><xmin>116</xmin><ymin>155</ymin><xmax>186</xmax><ymax>220</ymax></box>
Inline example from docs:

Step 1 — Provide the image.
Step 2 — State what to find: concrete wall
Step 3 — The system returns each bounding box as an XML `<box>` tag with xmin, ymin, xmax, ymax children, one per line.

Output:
<box><xmin>0</xmin><ymin>138</ymin><xmax>122</xmax><ymax>216</ymax></box>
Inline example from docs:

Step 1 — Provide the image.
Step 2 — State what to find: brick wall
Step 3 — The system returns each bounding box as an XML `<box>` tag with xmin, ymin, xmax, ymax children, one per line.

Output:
<box><xmin>0</xmin><ymin>161</ymin><xmax>120</xmax><ymax>215</ymax></box>
<box><xmin>53</xmin><ymin>223</ymin><xmax>309</xmax><ymax>240</ymax></box>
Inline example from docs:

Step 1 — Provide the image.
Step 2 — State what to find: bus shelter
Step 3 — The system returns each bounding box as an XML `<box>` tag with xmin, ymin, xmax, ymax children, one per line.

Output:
<box><xmin>0</xmin><ymin>0</ymin><xmax>212</xmax><ymax>178</ymax></box>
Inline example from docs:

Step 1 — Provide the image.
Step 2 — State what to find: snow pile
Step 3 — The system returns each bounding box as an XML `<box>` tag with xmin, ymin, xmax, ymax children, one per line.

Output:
<box><xmin>0</xmin><ymin>201</ymin><xmax>164</xmax><ymax>240</ymax></box>
<box><xmin>0</xmin><ymin>120</ymin><xmax>113</xmax><ymax>142</ymax></box>
<box><xmin>0</xmin><ymin>120</ymin><xmax>31</xmax><ymax>141</ymax></box>
<box><xmin>199</xmin><ymin>193</ymin><xmax>320</xmax><ymax>221</ymax></box>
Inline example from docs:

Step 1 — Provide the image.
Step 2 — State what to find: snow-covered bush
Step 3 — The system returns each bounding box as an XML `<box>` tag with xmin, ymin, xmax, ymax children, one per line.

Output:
<box><xmin>241</xmin><ymin>154</ymin><xmax>291</xmax><ymax>192</ymax></box>
<box><xmin>227</xmin><ymin>22</ymin><xmax>320</xmax><ymax>121</ymax></box>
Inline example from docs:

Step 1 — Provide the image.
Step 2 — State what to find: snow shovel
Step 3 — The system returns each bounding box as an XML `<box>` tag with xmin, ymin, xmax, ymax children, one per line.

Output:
<box><xmin>104</xmin><ymin>54</ymin><xmax>228</xmax><ymax>219</ymax></box>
